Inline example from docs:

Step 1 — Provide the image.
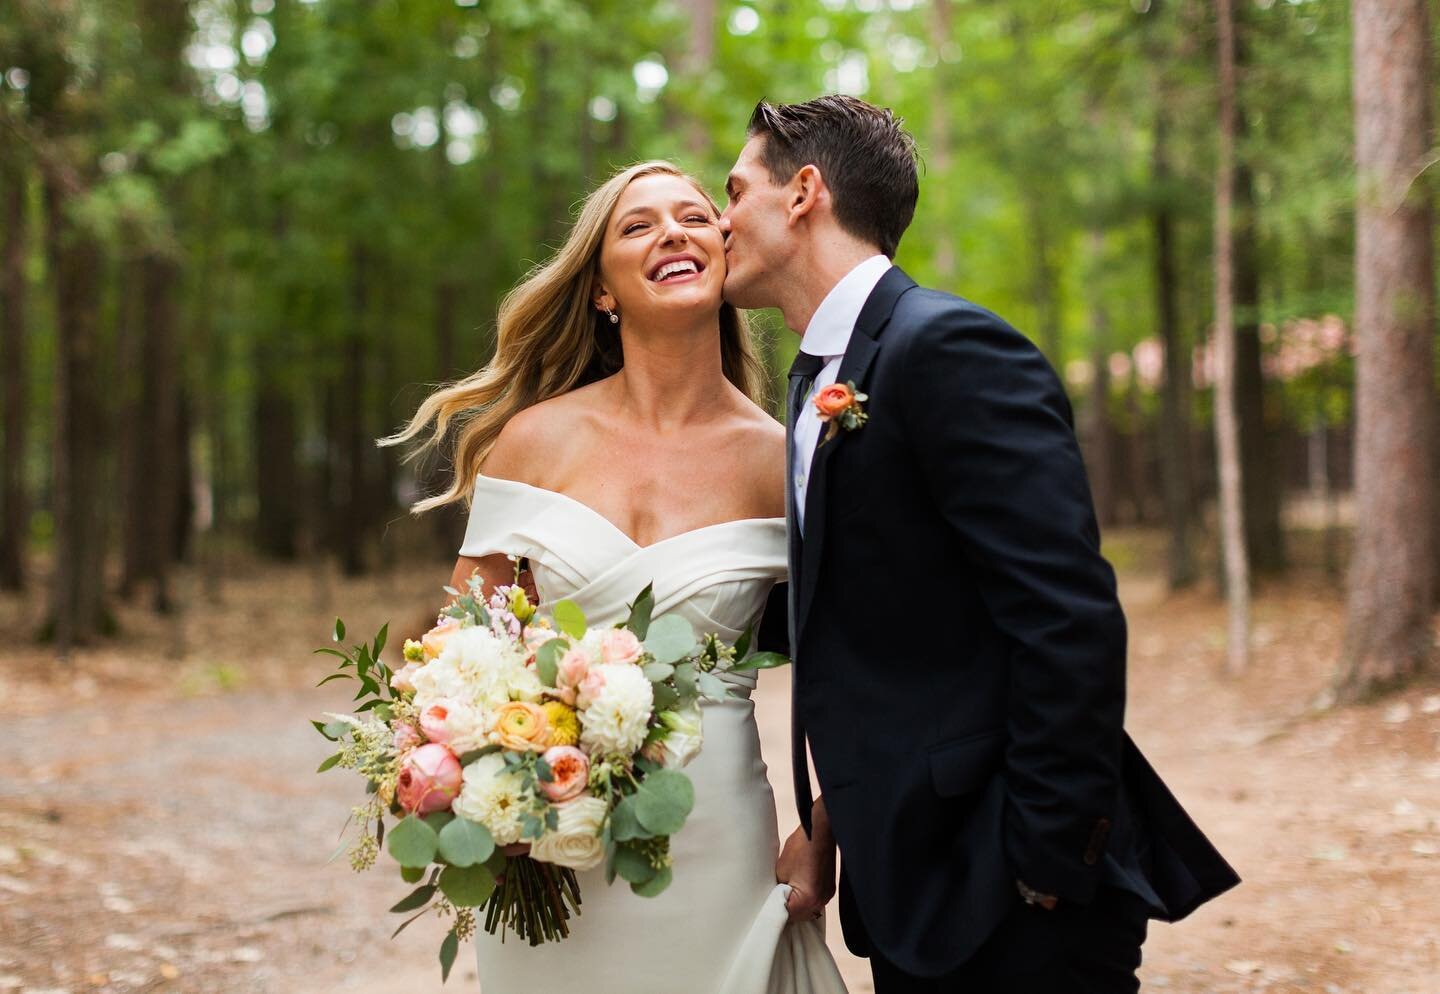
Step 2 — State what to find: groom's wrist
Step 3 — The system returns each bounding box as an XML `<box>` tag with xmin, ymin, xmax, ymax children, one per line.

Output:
<box><xmin>1016</xmin><ymin>879</ymin><xmax>1059</xmax><ymax>910</ymax></box>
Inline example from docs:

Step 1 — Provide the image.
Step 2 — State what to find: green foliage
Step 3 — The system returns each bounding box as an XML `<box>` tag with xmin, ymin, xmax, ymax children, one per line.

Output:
<box><xmin>387</xmin><ymin>815</ymin><xmax>440</xmax><ymax>869</ymax></box>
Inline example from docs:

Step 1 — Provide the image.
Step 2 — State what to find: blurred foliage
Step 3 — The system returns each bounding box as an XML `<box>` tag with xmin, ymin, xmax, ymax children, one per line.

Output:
<box><xmin>1</xmin><ymin>0</ymin><xmax>1359</xmax><ymax>532</ymax></box>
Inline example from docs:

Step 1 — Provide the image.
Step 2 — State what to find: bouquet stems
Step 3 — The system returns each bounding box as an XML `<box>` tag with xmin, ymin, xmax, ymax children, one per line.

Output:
<box><xmin>482</xmin><ymin>857</ymin><xmax>582</xmax><ymax>946</ymax></box>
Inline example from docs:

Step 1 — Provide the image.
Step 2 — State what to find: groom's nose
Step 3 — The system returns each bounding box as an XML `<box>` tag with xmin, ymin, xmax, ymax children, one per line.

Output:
<box><xmin>717</xmin><ymin>212</ymin><xmax>732</xmax><ymax>239</ymax></box>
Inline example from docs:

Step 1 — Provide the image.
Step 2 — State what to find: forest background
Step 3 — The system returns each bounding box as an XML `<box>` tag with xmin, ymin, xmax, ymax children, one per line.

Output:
<box><xmin>3</xmin><ymin>1</ymin><xmax>1439</xmax><ymax>993</ymax></box>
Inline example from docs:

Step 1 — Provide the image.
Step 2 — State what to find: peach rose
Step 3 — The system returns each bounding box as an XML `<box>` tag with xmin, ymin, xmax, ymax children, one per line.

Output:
<box><xmin>389</xmin><ymin>660</ymin><xmax>422</xmax><ymax>696</ymax></box>
<box><xmin>489</xmin><ymin>701</ymin><xmax>551</xmax><ymax>752</ymax></box>
<box><xmin>599</xmin><ymin>628</ymin><xmax>644</xmax><ymax>666</ymax></box>
<box><xmin>392</xmin><ymin>722</ymin><xmax>422</xmax><ymax>754</ymax></box>
<box><xmin>421</xmin><ymin>617</ymin><xmax>463</xmax><ymax>660</ymax></box>
<box><xmin>575</xmin><ymin>667</ymin><xmax>607</xmax><ymax>711</ymax></box>
<box><xmin>813</xmin><ymin>382</ymin><xmax>854</xmax><ymax>420</ymax></box>
<box><xmin>396</xmin><ymin>743</ymin><xmax>463</xmax><ymax>814</ymax></box>
<box><xmin>553</xmin><ymin>646</ymin><xmax>593</xmax><ymax>705</ymax></box>
<box><xmin>539</xmin><ymin>745</ymin><xmax>590</xmax><ymax>802</ymax></box>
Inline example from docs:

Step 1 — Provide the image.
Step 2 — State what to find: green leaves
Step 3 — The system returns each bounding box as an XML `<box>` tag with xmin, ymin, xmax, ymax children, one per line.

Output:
<box><xmin>316</xmin><ymin>752</ymin><xmax>342</xmax><ymax>773</ymax></box>
<box><xmin>612</xmin><ymin>844</ymin><xmax>657</xmax><ymax>884</ymax></box>
<box><xmin>553</xmin><ymin>600</ymin><xmax>587</xmax><ymax>639</ymax></box>
<box><xmin>439</xmin><ymin>930</ymin><xmax>460</xmax><ymax>983</ymax></box>
<box><xmin>386</xmin><ymin>815</ymin><xmax>439</xmax><ymax>869</ymax></box>
<box><xmin>632</xmin><ymin>771</ymin><xmax>694</xmax><ymax>836</ymax></box>
<box><xmin>644</xmin><ymin>615</ymin><xmax>698</xmax><ymax>664</ymax></box>
<box><xmin>631</xmin><ymin>865</ymin><xmax>673</xmax><ymax>897</ymax></box>
<box><xmin>608</xmin><ymin>795</ymin><xmax>645</xmax><ymax>842</ymax></box>
<box><xmin>732</xmin><ymin>651</ymin><xmax>791</xmax><ymax>672</ymax></box>
<box><xmin>626</xmin><ymin>583</ymin><xmax>655</xmax><ymax>639</ymax></box>
<box><xmin>535</xmin><ymin>638</ymin><xmax>565</xmax><ymax>687</ymax></box>
<box><xmin>389</xmin><ymin>883</ymin><xmax>437</xmax><ymax>913</ymax></box>
<box><xmin>438</xmin><ymin>863</ymin><xmax>497</xmax><ymax>907</ymax></box>
<box><xmin>437</xmin><ymin>817</ymin><xmax>495</xmax><ymax>868</ymax></box>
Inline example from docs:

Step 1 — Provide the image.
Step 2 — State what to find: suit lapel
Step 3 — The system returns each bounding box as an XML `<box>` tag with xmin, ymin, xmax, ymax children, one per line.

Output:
<box><xmin>795</xmin><ymin>266</ymin><xmax>917</xmax><ymax>641</ymax></box>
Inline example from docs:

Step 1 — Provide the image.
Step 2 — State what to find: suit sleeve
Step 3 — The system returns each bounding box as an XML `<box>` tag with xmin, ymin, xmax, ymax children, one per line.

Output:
<box><xmin>898</xmin><ymin>305</ymin><xmax>1127</xmax><ymax>904</ymax></box>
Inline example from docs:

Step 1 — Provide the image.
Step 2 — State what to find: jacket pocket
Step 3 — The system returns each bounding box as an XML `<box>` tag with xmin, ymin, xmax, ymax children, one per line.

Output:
<box><xmin>927</xmin><ymin>728</ymin><xmax>1006</xmax><ymax>798</ymax></box>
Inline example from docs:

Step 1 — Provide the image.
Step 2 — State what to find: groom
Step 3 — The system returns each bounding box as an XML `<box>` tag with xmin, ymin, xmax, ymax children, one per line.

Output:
<box><xmin>720</xmin><ymin>95</ymin><xmax>1239</xmax><ymax>993</ymax></box>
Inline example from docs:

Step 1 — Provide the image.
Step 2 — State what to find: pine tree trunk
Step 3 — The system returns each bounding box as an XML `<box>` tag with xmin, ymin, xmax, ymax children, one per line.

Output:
<box><xmin>1</xmin><ymin>153</ymin><xmax>29</xmax><ymax>591</ymax></box>
<box><xmin>1153</xmin><ymin>109</ymin><xmax>1196</xmax><ymax>587</ymax></box>
<box><xmin>254</xmin><ymin>343</ymin><xmax>300</xmax><ymax>559</ymax></box>
<box><xmin>1214</xmin><ymin>0</ymin><xmax>1251</xmax><ymax>676</ymax></box>
<box><xmin>139</xmin><ymin>253</ymin><xmax>182</xmax><ymax>612</ymax></box>
<box><xmin>1085</xmin><ymin>234</ymin><xmax>1117</xmax><ymax>528</ymax></box>
<box><xmin>1340</xmin><ymin>0</ymin><xmax>1436</xmax><ymax>698</ymax></box>
<box><xmin>46</xmin><ymin>181</ymin><xmax>110</xmax><ymax>653</ymax></box>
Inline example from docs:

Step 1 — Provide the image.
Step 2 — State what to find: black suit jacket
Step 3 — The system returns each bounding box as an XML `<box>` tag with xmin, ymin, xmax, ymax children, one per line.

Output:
<box><xmin>786</xmin><ymin>267</ymin><xmax>1239</xmax><ymax>977</ymax></box>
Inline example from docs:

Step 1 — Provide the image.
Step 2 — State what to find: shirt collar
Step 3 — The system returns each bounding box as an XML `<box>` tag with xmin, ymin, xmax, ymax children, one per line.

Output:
<box><xmin>799</xmin><ymin>254</ymin><xmax>892</xmax><ymax>360</ymax></box>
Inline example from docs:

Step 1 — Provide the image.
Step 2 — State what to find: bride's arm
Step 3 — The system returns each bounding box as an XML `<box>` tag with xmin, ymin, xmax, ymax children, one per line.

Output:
<box><xmin>448</xmin><ymin>553</ymin><xmax>526</xmax><ymax>600</ymax></box>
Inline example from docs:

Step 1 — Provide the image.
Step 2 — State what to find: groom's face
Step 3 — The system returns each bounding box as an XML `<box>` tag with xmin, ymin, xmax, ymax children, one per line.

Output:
<box><xmin>719</xmin><ymin>136</ymin><xmax>794</xmax><ymax>310</ymax></box>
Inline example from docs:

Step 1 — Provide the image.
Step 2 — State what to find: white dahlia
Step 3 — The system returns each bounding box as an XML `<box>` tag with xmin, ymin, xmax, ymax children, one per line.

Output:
<box><xmin>578</xmin><ymin>663</ymin><xmax>654</xmax><ymax>758</ymax></box>
<box><xmin>452</xmin><ymin>753</ymin><xmax>530</xmax><ymax>847</ymax></box>
<box><xmin>414</xmin><ymin>626</ymin><xmax>526</xmax><ymax>714</ymax></box>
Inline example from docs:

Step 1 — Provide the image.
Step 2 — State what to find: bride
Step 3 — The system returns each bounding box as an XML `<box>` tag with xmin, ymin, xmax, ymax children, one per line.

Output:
<box><xmin>385</xmin><ymin>161</ymin><xmax>847</xmax><ymax>994</ymax></box>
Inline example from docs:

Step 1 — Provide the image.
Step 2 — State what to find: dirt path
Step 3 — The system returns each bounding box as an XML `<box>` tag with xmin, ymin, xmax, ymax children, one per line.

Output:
<box><xmin>2</xmin><ymin>554</ymin><xmax>1437</xmax><ymax>994</ymax></box>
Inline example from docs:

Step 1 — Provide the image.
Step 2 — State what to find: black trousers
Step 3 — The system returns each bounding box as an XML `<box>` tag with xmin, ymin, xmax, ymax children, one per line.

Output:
<box><xmin>869</xmin><ymin>886</ymin><xmax>1149</xmax><ymax>994</ymax></box>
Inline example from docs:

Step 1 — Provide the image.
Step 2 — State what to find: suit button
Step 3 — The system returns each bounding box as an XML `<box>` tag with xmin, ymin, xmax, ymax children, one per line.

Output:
<box><xmin>1084</xmin><ymin>817</ymin><xmax>1112</xmax><ymax>866</ymax></box>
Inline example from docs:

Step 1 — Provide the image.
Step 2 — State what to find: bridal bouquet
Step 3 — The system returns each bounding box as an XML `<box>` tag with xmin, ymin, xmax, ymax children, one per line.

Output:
<box><xmin>312</xmin><ymin>571</ymin><xmax>785</xmax><ymax>980</ymax></box>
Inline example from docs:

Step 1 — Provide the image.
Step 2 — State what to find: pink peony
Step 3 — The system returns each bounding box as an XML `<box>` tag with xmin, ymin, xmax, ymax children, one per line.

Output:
<box><xmin>557</xmin><ymin>647</ymin><xmax>592</xmax><ymax>699</ymax></box>
<box><xmin>539</xmin><ymin>746</ymin><xmax>590</xmax><ymax>802</ymax></box>
<box><xmin>419</xmin><ymin>701</ymin><xmax>457</xmax><ymax>745</ymax></box>
<box><xmin>396</xmin><ymin>743</ymin><xmax>462</xmax><ymax>814</ymax></box>
<box><xmin>421</xmin><ymin>617</ymin><xmax>463</xmax><ymax>661</ymax></box>
<box><xmin>599</xmin><ymin>628</ymin><xmax>643</xmax><ymax>666</ymax></box>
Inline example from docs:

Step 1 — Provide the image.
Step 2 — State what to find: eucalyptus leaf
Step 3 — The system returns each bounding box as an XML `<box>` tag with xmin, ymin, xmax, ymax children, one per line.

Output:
<box><xmin>641</xmin><ymin>661</ymin><xmax>674</xmax><ymax>683</ymax></box>
<box><xmin>673</xmin><ymin>662</ymin><xmax>697</xmax><ymax>695</ymax></box>
<box><xmin>437</xmin><ymin>817</ymin><xmax>494</xmax><ymax>868</ymax></box>
<box><xmin>553</xmin><ymin>600</ymin><xmax>587</xmax><ymax>639</ymax></box>
<box><xmin>535</xmin><ymin>639</ymin><xmax>565</xmax><ymax>687</ymax></box>
<box><xmin>608</xmin><ymin>794</ymin><xmax>647</xmax><ymax>841</ymax></box>
<box><xmin>697</xmin><ymin>671</ymin><xmax>729</xmax><ymax>701</ymax></box>
<box><xmin>651</xmin><ymin>682</ymin><xmax>680</xmax><ymax>710</ymax></box>
<box><xmin>316</xmin><ymin>752</ymin><xmax>342</xmax><ymax>773</ymax></box>
<box><xmin>612</xmin><ymin>844</ymin><xmax>658</xmax><ymax>885</ymax></box>
<box><xmin>386</xmin><ymin>815</ymin><xmax>439</xmax><ymax>869</ymax></box>
<box><xmin>400</xmin><ymin>865</ymin><xmax>424</xmax><ymax>884</ymax></box>
<box><xmin>439</xmin><ymin>863</ymin><xmax>497</xmax><ymax>907</ymax></box>
<box><xmin>633</xmin><ymin>770</ymin><xmax>694</xmax><ymax>836</ymax></box>
<box><xmin>733</xmin><ymin>625</ymin><xmax>754</xmax><ymax>661</ymax></box>
<box><xmin>631</xmin><ymin>865</ymin><xmax>673</xmax><ymax>897</ymax></box>
<box><xmin>643</xmin><ymin>615</ymin><xmax>698</xmax><ymax>665</ymax></box>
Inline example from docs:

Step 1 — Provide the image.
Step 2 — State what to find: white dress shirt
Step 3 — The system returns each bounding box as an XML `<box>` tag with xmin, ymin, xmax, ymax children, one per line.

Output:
<box><xmin>793</xmin><ymin>254</ymin><xmax>892</xmax><ymax>531</ymax></box>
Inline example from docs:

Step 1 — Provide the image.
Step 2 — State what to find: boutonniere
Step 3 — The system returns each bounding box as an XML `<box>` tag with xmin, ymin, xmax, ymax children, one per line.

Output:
<box><xmin>814</xmin><ymin>380</ymin><xmax>869</xmax><ymax>444</ymax></box>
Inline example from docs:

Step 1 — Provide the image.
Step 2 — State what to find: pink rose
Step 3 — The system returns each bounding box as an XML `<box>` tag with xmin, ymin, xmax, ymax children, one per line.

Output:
<box><xmin>539</xmin><ymin>746</ymin><xmax>590</xmax><ymax>802</ymax></box>
<box><xmin>557</xmin><ymin>647</ymin><xmax>592</xmax><ymax>697</ymax></box>
<box><xmin>390</xmin><ymin>661</ymin><xmax>422</xmax><ymax>695</ymax></box>
<box><xmin>421</xmin><ymin>617</ymin><xmax>463</xmax><ymax>660</ymax></box>
<box><xmin>576</xmin><ymin>667</ymin><xmax>607</xmax><ymax>711</ymax></box>
<box><xmin>599</xmin><ymin>628</ymin><xmax>643</xmax><ymax>666</ymax></box>
<box><xmin>395</xmin><ymin>743</ymin><xmax>462</xmax><ymax>814</ymax></box>
<box><xmin>392</xmin><ymin>723</ymin><xmax>422</xmax><ymax>754</ymax></box>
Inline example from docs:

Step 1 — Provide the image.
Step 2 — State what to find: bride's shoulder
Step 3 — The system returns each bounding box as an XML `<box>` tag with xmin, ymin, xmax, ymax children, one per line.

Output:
<box><xmin>484</xmin><ymin>389</ymin><xmax>600</xmax><ymax>482</ymax></box>
<box><xmin>722</xmin><ymin>395</ymin><xmax>786</xmax><ymax>515</ymax></box>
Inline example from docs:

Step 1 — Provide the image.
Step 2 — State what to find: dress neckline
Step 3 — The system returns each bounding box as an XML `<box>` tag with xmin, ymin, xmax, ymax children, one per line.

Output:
<box><xmin>474</xmin><ymin>473</ymin><xmax>785</xmax><ymax>552</ymax></box>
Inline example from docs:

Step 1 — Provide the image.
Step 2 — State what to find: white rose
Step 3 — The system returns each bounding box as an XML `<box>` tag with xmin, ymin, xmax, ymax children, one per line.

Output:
<box><xmin>452</xmin><ymin>753</ymin><xmax>529</xmax><ymax>846</ymax></box>
<box><xmin>530</xmin><ymin>796</ymin><xmax>608</xmax><ymax>871</ymax></box>
<box><xmin>642</xmin><ymin>705</ymin><xmax>704</xmax><ymax>769</ymax></box>
<box><xmin>578</xmin><ymin>663</ymin><xmax>654</xmax><ymax>758</ymax></box>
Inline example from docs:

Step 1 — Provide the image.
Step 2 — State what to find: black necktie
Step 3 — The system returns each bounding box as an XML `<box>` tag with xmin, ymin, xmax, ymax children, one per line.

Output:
<box><xmin>786</xmin><ymin>350</ymin><xmax>827</xmax><ymax>837</ymax></box>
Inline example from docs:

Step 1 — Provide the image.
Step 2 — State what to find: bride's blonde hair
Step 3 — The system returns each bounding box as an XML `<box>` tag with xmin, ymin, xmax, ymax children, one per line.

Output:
<box><xmin>380</xmin><ymin>161</ymin><xmax>768</xmax><ymax>514</ymax></box>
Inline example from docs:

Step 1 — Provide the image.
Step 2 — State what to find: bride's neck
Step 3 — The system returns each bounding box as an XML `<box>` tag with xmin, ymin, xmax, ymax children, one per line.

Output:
<box><xmin>610</xmin><ymin>319</ymin><xmax>727</xmax><ymax>430</ymax></box>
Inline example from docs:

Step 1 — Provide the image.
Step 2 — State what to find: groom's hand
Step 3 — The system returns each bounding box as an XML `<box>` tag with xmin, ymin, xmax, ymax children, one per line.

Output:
<box><xmin>777</xmin><ymin>798</ymin><xmax>837</xmax><ymax>923</ymax></box>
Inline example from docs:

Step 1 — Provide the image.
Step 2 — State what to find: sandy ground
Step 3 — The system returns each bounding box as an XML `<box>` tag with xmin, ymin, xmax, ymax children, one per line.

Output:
<box><xmin>1</xmin><ymin>536</ymin><xmax>1437</xmax><ymax>994</ymax></box>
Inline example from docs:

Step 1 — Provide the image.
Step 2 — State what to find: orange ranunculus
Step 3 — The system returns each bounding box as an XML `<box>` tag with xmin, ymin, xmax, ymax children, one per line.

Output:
<box><xmin>813</xmin><ymin>383</ymin><xmax>854</xmax><ymax>420</ymax></box>
<box><xmin>489</xmin><ymin>700</ymin><xmax>551</xmax><ymax>752</ymax></box>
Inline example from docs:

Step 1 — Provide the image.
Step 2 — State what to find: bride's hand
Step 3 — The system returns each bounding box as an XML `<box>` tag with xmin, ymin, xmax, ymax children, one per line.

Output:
<box><xmin>776</xmin><ymin>800</ymin><xmax>837</xmax><ymax>924</ymax></box>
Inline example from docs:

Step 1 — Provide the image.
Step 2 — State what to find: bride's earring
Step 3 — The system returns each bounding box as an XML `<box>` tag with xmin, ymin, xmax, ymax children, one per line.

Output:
<box><xmin>602</xmin><ymin>307</ymin><xmax>619</xmax><ymax>325</ymax></box>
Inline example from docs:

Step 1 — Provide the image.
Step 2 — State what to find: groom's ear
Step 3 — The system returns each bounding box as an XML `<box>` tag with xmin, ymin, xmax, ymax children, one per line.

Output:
<box><xmin>785</xmin><ymin>164</ymin><xmax>825</xmax><ymax>227</ymax></box>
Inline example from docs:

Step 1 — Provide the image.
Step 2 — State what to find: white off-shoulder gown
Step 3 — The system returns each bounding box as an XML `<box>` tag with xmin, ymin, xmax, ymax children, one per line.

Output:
<box><xmin>459</xmin><ymin>474</ymin><xmax>847</xmax><ymax>994</ymax></box>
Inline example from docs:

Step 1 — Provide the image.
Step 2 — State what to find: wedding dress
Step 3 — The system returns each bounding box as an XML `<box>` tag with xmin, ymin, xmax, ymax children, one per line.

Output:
<box><xmin>459</xmin><ymin>474</ymin><xmax>848</xmax><ymax>994</ymax></box>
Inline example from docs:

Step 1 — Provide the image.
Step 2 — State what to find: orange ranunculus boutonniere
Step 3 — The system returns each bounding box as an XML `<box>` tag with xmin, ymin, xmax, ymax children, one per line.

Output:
<box><xmin>814</xmin><ymin>380</ymin><xmax>869</xmax><ymax>445</ymax></box>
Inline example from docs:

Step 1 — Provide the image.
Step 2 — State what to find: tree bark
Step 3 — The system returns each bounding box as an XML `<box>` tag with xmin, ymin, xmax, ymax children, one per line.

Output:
<box><xmin>1152</xmin><ymin>108</ymin><xmax>1196</xmax><ymax>588</ymax></box>
<box><xmin>1339</xmin><ymin>0</ymin><xmax>1436</xmax><ymax>698</ymax></box>
<box><xmin>254</xmin><ymin>340</ymin><xmax>300</xmax><ymax>559</ymax></box>
<box><xmin>1214</xmin><ymin>0</ymin><xmax>1250</xmax><ymax>676</ymax></box>
<box><xmin>45</xmin><ymin>181</ymin><xmax>110</xmax><ymax>652</ymax></box>
<box><xmin>1</xmin><ymin>153</ymin><xmax>29</xmax><ymax>591</ymax></box>
<box><xmin>1085</xmin><ymin>233</ymin><xmax>1117</xmax><ymax>528</ymax></box>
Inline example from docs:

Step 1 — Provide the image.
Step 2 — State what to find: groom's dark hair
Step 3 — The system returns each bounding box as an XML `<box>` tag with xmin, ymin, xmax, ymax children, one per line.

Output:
<box><xmin>747</xmin><ymin>95</ymin><xmax>919</xmax><ymax>258</ymax></box>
